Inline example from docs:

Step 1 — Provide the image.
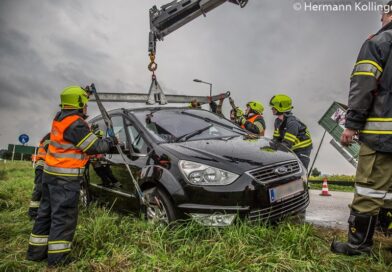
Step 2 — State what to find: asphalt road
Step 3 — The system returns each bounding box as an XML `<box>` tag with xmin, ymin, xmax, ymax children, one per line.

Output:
<box><xmin>305</xmin><ymin>189</ymin><xmax>354</xmax><ymax>229</ymax></box>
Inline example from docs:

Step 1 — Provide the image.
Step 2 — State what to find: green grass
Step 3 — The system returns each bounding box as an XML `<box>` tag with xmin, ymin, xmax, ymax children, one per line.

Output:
<box><xmin>0</xmin><ymin>162</ymin><xmax>391</xmax><ymax>271</ymax></box>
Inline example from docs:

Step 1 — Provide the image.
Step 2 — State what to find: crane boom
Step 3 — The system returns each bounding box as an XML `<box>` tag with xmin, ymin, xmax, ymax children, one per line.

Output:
<box><xmin>148</xmin><ymin>0</ymin><xmax>248</xmax><ymax>54</ymax></box>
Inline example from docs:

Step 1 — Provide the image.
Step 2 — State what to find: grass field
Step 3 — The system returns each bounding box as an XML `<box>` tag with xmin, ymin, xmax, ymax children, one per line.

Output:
<box><xmin>0</xmin><ymin>162</ymin><xmax>391</xmax><ymax>272</ymax></box>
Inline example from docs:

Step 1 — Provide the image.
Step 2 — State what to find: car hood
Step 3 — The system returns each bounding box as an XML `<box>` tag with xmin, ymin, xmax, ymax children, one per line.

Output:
<box><xmin>160</xmin><ymin>136</ymin><xmax>299</xmax><ymax>174</ymax></box>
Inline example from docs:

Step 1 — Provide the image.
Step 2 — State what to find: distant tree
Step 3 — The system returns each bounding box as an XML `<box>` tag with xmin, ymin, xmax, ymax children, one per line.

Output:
<box><xmin>311</xmin><ymin>168</ymin><xmax>321</xmax><ymax>177</ymax></box>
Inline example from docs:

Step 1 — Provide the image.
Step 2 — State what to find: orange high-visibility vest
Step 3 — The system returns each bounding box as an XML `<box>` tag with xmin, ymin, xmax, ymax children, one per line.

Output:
<box><xmin>36</xmin><ymin>141</ymin><xmax>47</xmax><ymax>161</ymax></box>
<box><xmin>241</xmin><ymin>114</ymin><xmax>262</xmax><ymax>129</ymax></box>
<box><xmin>44</xmin><ymin>115</ymin><xmax>90</xmax><ymax>177</ymax></box>
<box><xmin>33</xmin><ymin>139</ymin><xmax>49</xmax><ymax>167</ymax></box>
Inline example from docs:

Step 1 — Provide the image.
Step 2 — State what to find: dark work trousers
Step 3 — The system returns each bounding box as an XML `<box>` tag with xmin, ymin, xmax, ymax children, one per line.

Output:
<box><xmin>294</xmin><ymin>147</ymin><xmax>312</xmax><ymax>170</ymax></box>
<box><xmin>28</xmin><ymin>165</ymin><xmax>44</xmax><ymax>219</ymax></box>
<box><xmin>27</xmin><ymin>173</ymin><xmax>81</xmax><ymax>266</ymax></box>
<box><xmin>93</xmin><ymin>164</ymin><xmax>119</xmax><ymax>186</ymax></box>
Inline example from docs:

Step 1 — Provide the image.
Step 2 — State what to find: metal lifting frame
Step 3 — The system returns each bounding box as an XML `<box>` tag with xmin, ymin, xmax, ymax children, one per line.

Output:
<box><xmin>90</xmin><ymin>91</ymin><xmax>231</xmax><ymax>105</ymax></box>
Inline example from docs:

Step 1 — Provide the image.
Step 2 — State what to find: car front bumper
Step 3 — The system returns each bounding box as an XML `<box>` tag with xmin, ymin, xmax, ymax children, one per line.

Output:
<box><xmin>177</xmin><ymin>190</ymin><xmax>310</xmax><ymax>226</ymax></box>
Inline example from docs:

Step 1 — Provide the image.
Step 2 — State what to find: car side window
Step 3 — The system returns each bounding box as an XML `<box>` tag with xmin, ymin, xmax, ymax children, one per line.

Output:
<box><xmin>111</xmin><ymin>115</ymin><xmax>127</xmax><ymax>146</ymax></box>
<box><xmin>127</xmin><ymin>124</ymin><xmax>148</xmax><ymax>154</ymax></box>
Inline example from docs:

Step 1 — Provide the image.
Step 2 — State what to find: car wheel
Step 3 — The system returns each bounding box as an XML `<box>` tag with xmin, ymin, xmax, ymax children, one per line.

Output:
<box><xmin>80</xmin><ymin>182</ymin><xmax>91</xmax><ymax>208</ymax></box>
<box><xmin>144</xmin><ymin>188</ymin><xmax>177</xmax><ymax>224</ymax></box>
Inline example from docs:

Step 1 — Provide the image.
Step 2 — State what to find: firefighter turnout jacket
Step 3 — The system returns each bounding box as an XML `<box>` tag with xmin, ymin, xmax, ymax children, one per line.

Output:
<box><xmin>241</xmin><ymin>114</ymin><xmax>266</xmax><ymax>135</ymax></box>
<box><xmin>273</xmin><ymin>113</ymin><xmax>312</xmax><ymax>151</ymax></box>
<box><xmin>273</xmin><ymin>113</ymin><xmax>312</xmax><ymax>169</ymax></box>
<box><xmin>345</xmin><ymin>22</ymin><xmax>392</xmax><ymax>152</ymax></box>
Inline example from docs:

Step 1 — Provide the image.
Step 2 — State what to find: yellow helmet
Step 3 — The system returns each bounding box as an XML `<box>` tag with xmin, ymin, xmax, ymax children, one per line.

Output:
<box><xmin>246</xmin><ymin>101</ymin><xmax>264</xmax><ymax>115</ymax></box>
<box><xmin>60</xmin><ymin>86</ymin><xmax>89</xmax><ymax>109</ymax></box>
<box><xmin>269</xmin><ymin>94</ymin><xmax>293</xmax><ymax>113</ymax></box>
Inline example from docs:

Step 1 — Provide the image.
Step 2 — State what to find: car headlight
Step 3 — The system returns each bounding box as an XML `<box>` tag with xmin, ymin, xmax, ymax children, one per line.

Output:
<box><xmin>179</xmin><ymin>160</ymin><xmax>239</xmax><ymax>186</ymax></box>
<box><xmin>299</xmin><ymin>161</ymin><xmax>308</xmax><ymax>185</ymax></box>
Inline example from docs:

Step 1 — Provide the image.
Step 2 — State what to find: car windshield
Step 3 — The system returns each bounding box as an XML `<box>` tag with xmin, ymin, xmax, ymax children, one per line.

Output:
<box><xmin>133</xmin><ymin>109</ymin><xmax>245</xmax><ymax>143</ymax></box>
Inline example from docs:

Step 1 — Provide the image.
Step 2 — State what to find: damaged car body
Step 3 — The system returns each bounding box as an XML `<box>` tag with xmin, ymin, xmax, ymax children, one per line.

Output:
<box><xmin>84</xmin><ymin>108</ymin><xmax>309</xmax><ymax>226</ymax></box>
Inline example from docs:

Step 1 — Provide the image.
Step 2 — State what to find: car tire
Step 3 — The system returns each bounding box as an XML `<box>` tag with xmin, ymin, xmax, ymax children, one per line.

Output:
<box><xmin>79</xmin><ymin>181</ymin><xmax>91</xmax><ymax>208</ymax></box>
<box><xmin>144</xmin><ymin>187</ymin><xmax>178</xmax><ymax>224</ymax></box>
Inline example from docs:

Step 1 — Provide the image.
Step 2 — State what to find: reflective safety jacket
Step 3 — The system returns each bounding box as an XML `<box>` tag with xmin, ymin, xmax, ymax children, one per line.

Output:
<box><xmin>241</xmin><ymin>114</ymin><xmax>266</xmax><ymax>135</ymax></box>
<box><xmin>345</xmin><ymin>22</ymin><xmax>392</xmax><ymax>152</ymax></box>
<box><xmin>273</xmin><ymin>113</ymin><xmax>312</xmax><ymax>151</ymax></box>
<box><xmin>33</xmin><ymin>133</ymin><xmax>50</xmax><ymax>168</ymax></box>
<box><xmin>44</xmin><ymin>110</ymin><xmax>113</xmax><ymax>178</ymax></box>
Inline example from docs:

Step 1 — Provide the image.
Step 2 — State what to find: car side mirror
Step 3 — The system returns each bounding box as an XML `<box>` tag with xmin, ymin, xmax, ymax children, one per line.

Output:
<box><xmin>128</xmin><ymin>146</ymin><xmax>153</xmax><ymax>158</ymax></box>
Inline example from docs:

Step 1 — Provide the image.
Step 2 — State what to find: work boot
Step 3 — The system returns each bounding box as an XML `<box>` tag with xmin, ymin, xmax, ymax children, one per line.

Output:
<box><xmin>377</xmin><ymin>208</ymin><xmax>392</xmax><ymax>237</ymax></box>
<box><xmin>48</xmin><ymin>254</ymin><xmax>74</xmax><ymax>267</ymax></box>
<box><xmin>331</xmin><ymin>210</ymin><xmax>377</xmax><ymax>256</ymax></box>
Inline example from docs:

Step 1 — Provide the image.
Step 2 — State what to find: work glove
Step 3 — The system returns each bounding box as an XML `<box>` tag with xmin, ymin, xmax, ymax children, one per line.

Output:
<box><xmin>91</xmin><ymin>123</ymin><xmax>99</xmax><ymax>132</ymax></box>
<box><xmin>107</xmin><ymin>136</ymin><xmax>119</xmax><ymax>146</ymax></box>
<box><xmin>94</xmin><ymin>129</ymin><xmax>104</xmax><ymax>138</ymax></box>
<box><xmin>235</xmin><ymin>107</ymin><xmax>244</xmax><ymax>118</ymax></box>
<box><xmin>235</xmin><ymin>107</ymin><xmax>246</xmax><ymax>125</ymax></box>
<box><xmin>237</xmin><ymin>116</ymin><xmax>246</xmax><ymax>126</ymax></box>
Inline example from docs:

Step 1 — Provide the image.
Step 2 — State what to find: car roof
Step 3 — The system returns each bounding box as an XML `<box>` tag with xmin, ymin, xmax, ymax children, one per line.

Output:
<box><xmin>90</xmin><ymin>107</ymin><xmax>197</xmax><ymax>122</ymax></box>
<box><xmin>106</xmin><ymin>107</ymin><xmax>198</xmax><ymax>114</ymax></box>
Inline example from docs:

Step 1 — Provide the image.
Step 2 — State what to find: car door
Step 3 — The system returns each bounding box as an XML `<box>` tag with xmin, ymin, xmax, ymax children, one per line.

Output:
<box><xmin>89</xmin><ymin>114</ymin><xmax>149</xmax><ymax>213</ymax></box>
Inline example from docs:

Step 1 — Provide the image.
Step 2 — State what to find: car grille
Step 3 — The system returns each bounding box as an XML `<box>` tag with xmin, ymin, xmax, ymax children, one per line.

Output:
<box><xmin>247</xmin><ymin>160</ymin><xmax>301</xmax><ymax>184</ymax></box>
<box><xmin>248</xmin><ymin>191</ymin><xmax>309</xmax><ymax>222</ymax></box>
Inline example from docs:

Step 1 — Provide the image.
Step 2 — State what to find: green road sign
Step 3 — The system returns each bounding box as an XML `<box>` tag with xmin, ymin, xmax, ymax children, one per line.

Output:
<box><xmin>8</xmin><ymin>144</ymin><xmax>37</xmax><ymax>155</ymax></box>
<box><xmin>319</xmin><ymin>102</ymin><xmax>360</xmax><ymax>167</ymax></box>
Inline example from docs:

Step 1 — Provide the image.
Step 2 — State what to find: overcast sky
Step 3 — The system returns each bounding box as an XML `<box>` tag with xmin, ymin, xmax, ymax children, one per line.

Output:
<box><xmin>0</xmin><ymin>0</ymin><xmax>387</xmax><ymax>174</ymax></box>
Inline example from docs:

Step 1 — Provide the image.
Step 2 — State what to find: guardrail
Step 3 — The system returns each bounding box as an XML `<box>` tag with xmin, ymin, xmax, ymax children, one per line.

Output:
<box><xmin>308</xmin><ymin>179</ymin><xmax>354</xmax><ymax>187</ymax></box>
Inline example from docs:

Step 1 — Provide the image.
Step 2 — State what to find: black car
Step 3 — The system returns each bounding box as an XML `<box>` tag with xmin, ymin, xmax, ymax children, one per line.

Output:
<box><xmin>83</xmin><ymin>107</ymin><xmax>309</xmax><ymax>226</ymax></box>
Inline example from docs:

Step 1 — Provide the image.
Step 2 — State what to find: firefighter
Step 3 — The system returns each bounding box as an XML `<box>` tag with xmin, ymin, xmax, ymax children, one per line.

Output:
<box><xmin>270</xmin><ymin>94</ymin><xmax>312</xmax><ymax>169</ymax></box>
<box><xmin>235</xmin><ymin>101</ymin><xmax>266</xmax><ymax>136</ymax></box>
<box><xmin>27</xmin><ymin>86</ymin><xmax>117</xmax><ymax>266</ymax></box>
<box><xmin>331</xmin><ymin>2</ymin><xmax>392</xmax><ymax>255</ymax></box>
<box><xmin>28</xmin><ymin>133</ymin><xmax>50</xmax><ymax>220</ymax></box>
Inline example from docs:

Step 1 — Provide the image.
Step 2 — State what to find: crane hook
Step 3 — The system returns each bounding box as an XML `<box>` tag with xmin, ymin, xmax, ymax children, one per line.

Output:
<box><xmin>148</xmin><ymin>52</ymin><xmax>158</xmax><ymax>72</ymax></box>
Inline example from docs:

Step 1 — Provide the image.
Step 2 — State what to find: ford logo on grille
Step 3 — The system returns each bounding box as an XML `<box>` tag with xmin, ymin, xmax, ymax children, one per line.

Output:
<box><xmin>274</xmin><ymin>166</ymin><xmax>289</xmax><ymax>175</ymax></box>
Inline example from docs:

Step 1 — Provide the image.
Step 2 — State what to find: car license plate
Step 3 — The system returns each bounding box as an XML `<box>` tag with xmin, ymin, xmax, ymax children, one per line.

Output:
<box><xmin>269</xmin><ymin>179</ymin><xmax>304</xmax><ymax>203</ymax></box>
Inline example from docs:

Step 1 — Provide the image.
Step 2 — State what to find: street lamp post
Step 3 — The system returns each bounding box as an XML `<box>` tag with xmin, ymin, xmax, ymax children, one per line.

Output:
<box><xmin>193</xmin><ymin>79</ymin><xmax>212</xmax><ymax>97</ymax></box>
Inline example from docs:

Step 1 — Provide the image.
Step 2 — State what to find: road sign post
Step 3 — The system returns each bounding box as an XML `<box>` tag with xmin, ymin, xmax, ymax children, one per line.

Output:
<box><xmin>32</xmin><ymin>147</ymin><xmax>37</xmax><ymax>168</ymax></box>
<box><xmin>11</xmin><ymin>144</ymin><xmax>15</xmax><ymax>162</ymax></box>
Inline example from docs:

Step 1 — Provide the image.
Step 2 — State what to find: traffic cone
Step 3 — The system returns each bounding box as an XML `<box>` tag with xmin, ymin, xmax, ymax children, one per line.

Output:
<box><xmin>320</xmin><ymin>176</ymin><xmax>331</xmax><ymax>196</ymax></box>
